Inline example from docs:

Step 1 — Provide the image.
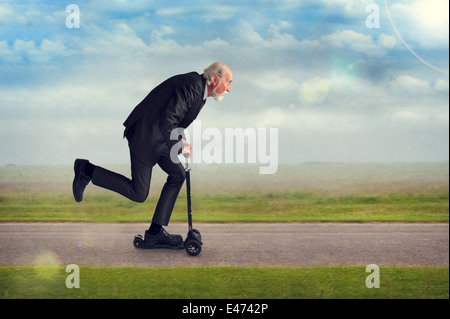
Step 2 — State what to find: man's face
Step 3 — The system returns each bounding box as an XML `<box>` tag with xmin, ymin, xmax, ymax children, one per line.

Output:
<box><xmin>212</xmin><ymin>69</ymin><xmax>232</xmax><ymax>102</ymax></box>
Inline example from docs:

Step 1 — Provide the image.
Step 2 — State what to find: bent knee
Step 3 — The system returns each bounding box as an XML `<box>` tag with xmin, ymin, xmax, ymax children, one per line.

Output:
<box><xmin>167</xmin><ymin>171</ymin><xmax>186</xmax><ymax>185</ymax></box>
<box><xmin>133</xmin><ymin>195</ymin><xmax>147</xmax><ymax>203</ymax></box>
<box><xmin>130</xmin><ymin>190</ymin><xmax>149</xmax><ymax>203</ymax></box>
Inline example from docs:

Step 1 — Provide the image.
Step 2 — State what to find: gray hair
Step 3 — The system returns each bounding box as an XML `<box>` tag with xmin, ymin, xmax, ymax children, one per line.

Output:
<box><xmin>203</xmin><ymin>62</ymin><xmax>227</xmax><ymax>85</ymax></box>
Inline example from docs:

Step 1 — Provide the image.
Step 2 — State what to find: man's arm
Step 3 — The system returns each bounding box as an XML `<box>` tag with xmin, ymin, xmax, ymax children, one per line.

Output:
<box><xmin>158</xmin><ymin>87</ymin><xmax>190</xmax><ymax>156</ymax></box>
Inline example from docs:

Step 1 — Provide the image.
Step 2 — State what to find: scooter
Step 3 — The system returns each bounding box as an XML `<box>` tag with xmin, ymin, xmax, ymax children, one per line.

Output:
<box><xmin>133</xmin><ymin>156</ymin><xmax>202</xmax><ymax>256</ymax></box>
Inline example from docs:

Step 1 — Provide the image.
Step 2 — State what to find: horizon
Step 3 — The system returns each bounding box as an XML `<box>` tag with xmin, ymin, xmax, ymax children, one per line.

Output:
<box><xmin>1</xmin><ymin>160</ymin><xmax>449</xmax><ymax>168</ymax></box>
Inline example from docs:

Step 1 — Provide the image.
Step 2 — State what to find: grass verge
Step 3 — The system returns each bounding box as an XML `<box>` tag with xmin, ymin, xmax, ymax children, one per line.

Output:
<box><xmin>1</xmin><ymin>163</ymin><xmax>447</xmax><ymax>223</ymax></box>
<box><xmin>0</xmin><ymin>191</ymin><xmax>448</xmax><ymax>223</ymax></box>
<box><xmin>0</xmin><ymin>266</ymin><xmax>448</xmax><ymax>299</ymax></box>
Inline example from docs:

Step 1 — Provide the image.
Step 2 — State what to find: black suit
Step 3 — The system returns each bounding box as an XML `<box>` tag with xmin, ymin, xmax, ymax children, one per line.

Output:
<box><xmin>91</xmin><ymin>72</ymin><xmax>207</xmax><ymax>226</ymax></box>
<box><xmin>124</xmin><ymin>72</ymin><xmax>206</xmax><ymax>164</ymax></box>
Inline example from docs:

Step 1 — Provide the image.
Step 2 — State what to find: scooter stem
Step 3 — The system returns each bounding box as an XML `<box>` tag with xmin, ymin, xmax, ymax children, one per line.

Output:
<box><xmin>184</xmin><ymin>155</ymin><xmax>193</xmax><ymax>231</ymax></box>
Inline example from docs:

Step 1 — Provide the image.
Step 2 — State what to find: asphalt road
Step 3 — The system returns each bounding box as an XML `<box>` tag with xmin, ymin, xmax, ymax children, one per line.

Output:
<box><xmin>0</xmin><ymin>223</ymin><xmax>448</xmax><ymax>267</ymax></box>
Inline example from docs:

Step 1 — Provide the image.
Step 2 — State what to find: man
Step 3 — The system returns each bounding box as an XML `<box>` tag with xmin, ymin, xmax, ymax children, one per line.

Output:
<box><xmin>73</xmin><ymin>62</ymin><xmax>233</xmax><ymax>248</ymax></box>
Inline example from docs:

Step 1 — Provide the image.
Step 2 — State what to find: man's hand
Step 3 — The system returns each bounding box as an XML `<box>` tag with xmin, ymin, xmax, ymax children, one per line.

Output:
<box><xmin>181</xmin><ymin>139</ymin><xmax>192</xmax><ymax>158</ymax></box>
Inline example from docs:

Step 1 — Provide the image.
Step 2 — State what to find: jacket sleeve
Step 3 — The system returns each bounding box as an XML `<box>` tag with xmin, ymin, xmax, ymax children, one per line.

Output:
<box><xmin>158</xmin><ymin>86</ymin><xmax>190</xmax><ymax>156</ymax></box>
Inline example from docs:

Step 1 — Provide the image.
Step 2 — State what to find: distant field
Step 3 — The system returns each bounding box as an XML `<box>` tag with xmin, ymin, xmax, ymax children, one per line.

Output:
<box><xmin>0</xmin><ymin>162</ymin><xmax>448</xmax><ymax>223</ymax></box>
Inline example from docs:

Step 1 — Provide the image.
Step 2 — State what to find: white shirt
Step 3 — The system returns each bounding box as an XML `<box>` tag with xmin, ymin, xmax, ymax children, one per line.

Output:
<box><xmin>203</xmin><ymin>82</ymin><xmax>208</xmax><ymax>101</ymax></box>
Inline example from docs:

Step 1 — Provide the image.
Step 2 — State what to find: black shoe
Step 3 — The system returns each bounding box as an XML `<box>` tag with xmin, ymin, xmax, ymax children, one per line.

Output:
<box><xmin>144</xmin><ymin>229</ymin><xmax>183</xmax><ymax>248</ymax></box>
<box><xmin>73</xmin><ymin>159</ymin><xmax>91</xmax><ymax>202</ymax></box>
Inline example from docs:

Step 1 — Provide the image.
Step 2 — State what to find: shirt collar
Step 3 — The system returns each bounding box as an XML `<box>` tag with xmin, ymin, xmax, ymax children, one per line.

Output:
<box><xmin>203</xmin><ymin>81</ymin><xmax>208</xmax><ymax>100</ymax></box>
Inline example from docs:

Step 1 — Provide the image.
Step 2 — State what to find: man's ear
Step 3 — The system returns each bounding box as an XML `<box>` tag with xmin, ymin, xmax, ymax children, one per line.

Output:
<box><xmin>212</xmin><ymin>74</ymin><xmax>219</xmax><ymax>86</ymax></box>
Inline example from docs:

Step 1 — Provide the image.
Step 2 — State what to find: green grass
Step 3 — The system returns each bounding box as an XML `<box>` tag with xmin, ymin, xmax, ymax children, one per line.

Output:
<box><xmin>0</xmin><ymin>266</ymin><xmax>448</xmax><ymax>299</ymax></box>
<box><xmin>0</xmin><ymin>191</ymin><xmax>447</xmax><ymax>223</ymax></box>
<box><xmin>0</xmin><ymin>162</ymin><xmax>448</xmax><ymax>223</ymax></box>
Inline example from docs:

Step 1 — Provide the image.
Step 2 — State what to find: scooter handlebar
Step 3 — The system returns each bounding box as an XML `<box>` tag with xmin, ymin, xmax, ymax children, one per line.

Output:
<box><xmin>183</xmin><ymin>153</ymin><xmax>190</xmax><ymax>171</ymax></box>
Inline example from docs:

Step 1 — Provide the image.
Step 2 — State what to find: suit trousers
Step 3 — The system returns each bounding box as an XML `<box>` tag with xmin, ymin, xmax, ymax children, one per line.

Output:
<box><xmin>91</xmin><ymin>148</ymin><xmax>186</xmax><ymax>226</ymax></box>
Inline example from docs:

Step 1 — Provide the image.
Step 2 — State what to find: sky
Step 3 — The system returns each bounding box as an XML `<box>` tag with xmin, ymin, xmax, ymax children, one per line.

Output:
<box><xmin>0</xmin><ymin>0</ymin><xmax>448</xmax><ymax>166</ymax></box>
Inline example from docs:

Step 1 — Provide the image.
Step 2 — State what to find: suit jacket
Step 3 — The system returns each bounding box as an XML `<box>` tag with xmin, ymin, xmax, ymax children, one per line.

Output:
<box><xmin>123</xmin><ymin>72</ymin><xmax>206</xmax><ymax>165</ymax></box>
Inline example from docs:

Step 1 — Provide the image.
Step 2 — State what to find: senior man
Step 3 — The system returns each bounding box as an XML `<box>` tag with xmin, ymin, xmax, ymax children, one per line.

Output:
<box><xmin>73</xmin><ymin>62</ymin><xmax>233</xmax><ymax>248</ymax></box>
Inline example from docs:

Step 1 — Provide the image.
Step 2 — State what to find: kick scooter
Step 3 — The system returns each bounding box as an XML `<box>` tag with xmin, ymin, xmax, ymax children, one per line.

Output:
<box><xmin>133</xmin><ymin>155</ymin><xmax>203</xmax><ymax>256</ymax></box>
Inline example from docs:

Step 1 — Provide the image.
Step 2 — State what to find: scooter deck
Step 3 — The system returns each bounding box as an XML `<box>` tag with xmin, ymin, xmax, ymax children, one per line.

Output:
<box><xmin>134</xmin><ymin>234</ymin><xmax>185</xmax><ymax>250</ymax></box>
<box><xmin>138</xmin><ymin>242</ymin><xmax>185</xmax><ymax>250</ymax></box>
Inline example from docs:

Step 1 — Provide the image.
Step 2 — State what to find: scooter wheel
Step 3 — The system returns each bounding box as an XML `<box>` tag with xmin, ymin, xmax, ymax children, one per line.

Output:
<box><xmin>185</xmin><ymin>240</ymin><xmax>202</xmax><ymax>256</ymax></box>
<box><xmin>133</xmin><ymin>236</ymin><xmax>144</xmax><ymax>248</ymax></box>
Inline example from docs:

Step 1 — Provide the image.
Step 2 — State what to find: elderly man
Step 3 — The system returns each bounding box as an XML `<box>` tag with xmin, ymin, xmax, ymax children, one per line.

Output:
<box><xmin>73</xmin><ymin>62</ymin><xmax>232</xmax><ymax>248</ymax></box>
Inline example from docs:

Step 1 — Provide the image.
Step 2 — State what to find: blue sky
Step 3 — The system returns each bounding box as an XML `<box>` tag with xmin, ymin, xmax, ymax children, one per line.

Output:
<box><xmin>0</xmin><ymin>0</ymin><xmax>448</xmax><ymax>165</ymax></box>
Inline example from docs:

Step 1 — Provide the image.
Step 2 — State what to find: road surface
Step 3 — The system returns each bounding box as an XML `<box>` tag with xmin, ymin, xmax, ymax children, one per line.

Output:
<box><xmin>0</xmin><ymin>223</ymin><xmax>448</xmax><ymax>267</ymax></box>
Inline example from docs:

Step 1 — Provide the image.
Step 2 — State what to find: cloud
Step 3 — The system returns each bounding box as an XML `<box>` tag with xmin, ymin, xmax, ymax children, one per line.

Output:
<box><xmin>320</xmin><ymin>30</ymin><xmax>387</xmax><ymax>57</ymax></box>
<box><xmin>0</xmin><ymin>3</ymin><xmax>14</xmax><ymax>24</ymax></box>
<box><xmin>0</xmin><ymin>1</ymin><xmax>448</xmax><ymax>165</ymax></box>
<box><xmin>300</xmin><ymin>77</ymin><xmax>331</xmax><ymax>104</ymax></box>
<box><xmin>378</xmin><ymin>34</ymin><xmax>397</xmax><ymax>49</ymax></box>
<box><xmin>157</xmin><ymin>5</ymin><xmax>238</xmax><ymax>22</ymax></box>
<box><xmin>0</xmin><ymin>41</ymin><xmax>21</xmax><ymax>63</ymax></box>
<box><xmin>435</xmin><ymin>79</ymin><xmax>449</xmax><ymax>92</ymax></box>
<box><xmin>388</xmin><ymin>75</ymin><xmax>431</xmax><ymax>94</ymax></box>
